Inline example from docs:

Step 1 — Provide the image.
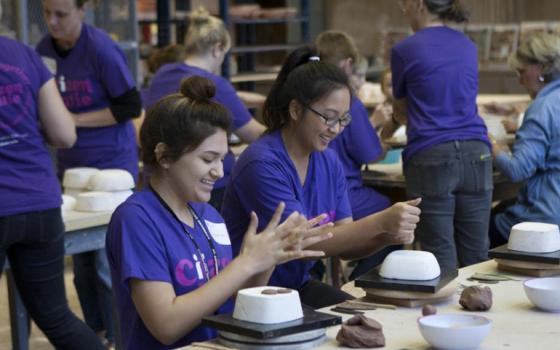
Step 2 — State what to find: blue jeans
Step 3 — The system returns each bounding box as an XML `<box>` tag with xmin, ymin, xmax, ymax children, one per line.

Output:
<box><xmin>73</xmin><ymin>247</ymin><xmax>115</xmax><ymax>342</ymax></box>
<box><xmin>405</xmin><ymin>140</ymin><xmax>493</xmax><ymax>273</ymax></box>
<box><xmin>0</xmin><ymin>208</ymin><xmax>105</xmax><ymax>350</ymax></box>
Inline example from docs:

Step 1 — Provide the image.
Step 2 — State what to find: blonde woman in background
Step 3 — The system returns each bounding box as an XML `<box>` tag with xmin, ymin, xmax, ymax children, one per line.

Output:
<box><xmin>489</xmin><ymin>33</ymin><xmax>560</xmax><ymax>247</ymax></box>
<box><xmin>146</xmin><ymin>8</ymin><xmax>265</xmax><ymax>210</ymax></box>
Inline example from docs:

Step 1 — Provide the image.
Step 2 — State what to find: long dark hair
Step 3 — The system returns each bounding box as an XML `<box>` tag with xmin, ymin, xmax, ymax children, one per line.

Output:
<box><xmin>263</xmin><ymin>45</ymin><xmax>351</xmax><ymax>132</ymax></box>
<box><xmin>140</xmin><ymin>76</ymin><xmax>231</xmax><ymax>167</ymax></box>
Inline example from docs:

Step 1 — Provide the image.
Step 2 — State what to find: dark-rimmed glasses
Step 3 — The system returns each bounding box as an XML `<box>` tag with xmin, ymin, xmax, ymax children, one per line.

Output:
<box><xmin>305</xmin><ymin>104</ymin><xmax>352</xmax><ymax>128</ymax></box>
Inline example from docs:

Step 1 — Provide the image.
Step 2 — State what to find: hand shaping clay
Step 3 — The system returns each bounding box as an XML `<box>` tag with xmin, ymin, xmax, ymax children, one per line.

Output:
<box><xmin>336</xmin><ymin>314</ymin><xmax>385</xmax><ymax>348</ymax></box>
<box><xmin>459</xmin><ymin>286</ymin><xmax>493</xmax><ymax>311</ymax></box>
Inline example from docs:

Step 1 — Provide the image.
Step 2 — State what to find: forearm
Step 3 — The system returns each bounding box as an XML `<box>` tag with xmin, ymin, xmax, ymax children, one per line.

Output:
<box><xmin>74</xmin><ymin>108</ymin><xmax>118</xmax><ymax>127</ymax></box>
<box><xmin>140</xmin><ymin>256</ymin><xmax>255</xmax><ymax>345</ymax></box>
<box><xmin>393</xmin><ymin>98</ymin><xmax>408</xmax><ymax>125</ymax></box>
<box><xmin>309</xmin><ymin>214</ymin><xmax>387</xmax><ymax>259</ymax></box>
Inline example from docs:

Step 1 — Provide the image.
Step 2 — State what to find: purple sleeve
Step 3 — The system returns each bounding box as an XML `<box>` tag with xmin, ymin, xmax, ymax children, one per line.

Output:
<box><xmin>233</xmin><ymin>160</ymin><xmax>306</xmax><ymax>231</ymax></box>
<box><xmin>97</xmin><ymin>43</ymin><xmax>136</xmax><ymax>98</ymax></box>
<box><xmin>213</xmin><ymin>78</ymin><xmax>252</xmax><ymax>131</ymax></box>
<box><xmin>107</xmin><ymin>204</ymin><xmax>172</xmax><ymax>285</ymax></box>
<box><xmin>391</xmin><ymin>48</ymin><xmax>406</xmax><ymax>99</ymax></box>
<box><xmin>346</xmin><ymin>99</ymin><xmax>383</xmax><ymax>164</ymax></box>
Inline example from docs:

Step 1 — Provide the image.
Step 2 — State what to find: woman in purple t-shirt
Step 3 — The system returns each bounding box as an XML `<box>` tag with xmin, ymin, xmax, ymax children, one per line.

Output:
<box><xmin>38</xmin><ymin>0</ymin><xmax>143</xmax><ymax>346</ymax></box>
<box><xmin>390</xmin><ymin>0</ymin><xmax>492</xmax><ymax>272</ymax></box>
<box><xmin>222</xmin><ymin>46</ymin><xmax>422</xmax><ymax>309</ymax></box>
<box><xmin>106</xmin><ymin>76</ymin><xmax>330</xmax><ymax>349</ymax></box>
<box><xmin>0</xmin><ymin>33</ymin><xmax>105</xmax><ymax>349</ymax></box>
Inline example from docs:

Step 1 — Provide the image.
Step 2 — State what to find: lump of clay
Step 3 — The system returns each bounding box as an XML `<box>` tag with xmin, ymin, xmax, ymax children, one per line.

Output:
<box><xmin>422</xmin><ymin>304</ymin><xmax>437</xmax><ymax>316</ymax></box>
<box><xmin>459</xmin><ymin>286</ymin><xmax>493</xmax><ymax>311</ymax></box>
<box><xmin>261</xmin><ymin>289</ymin><xmax>278</xmax><ymax>295</ymax></box>
<box><xmin>336</xmin><ymin>314</ymin><xmax>385</xmax><ymax>348</ymax></box>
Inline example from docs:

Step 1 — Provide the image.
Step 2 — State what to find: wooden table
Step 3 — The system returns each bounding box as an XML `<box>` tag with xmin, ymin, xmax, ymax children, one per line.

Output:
<box><xmin>362</xmin><ymin>169</ymin><xmax>522</xmax><ymax>203</ymax></box>
<box><xmin>185</xmin><ymin>260</ymin><xmax>560</xmax><ymax>350</ymax></box>
<box><xmin>311</xmin><ymin>260</ymin><xmax>560</xmax><ymax>350</ymax></box>
<box><xmin>6</xmin><ymin>210</ymin><xmax>112</xmax><ymax>350</ymax></box>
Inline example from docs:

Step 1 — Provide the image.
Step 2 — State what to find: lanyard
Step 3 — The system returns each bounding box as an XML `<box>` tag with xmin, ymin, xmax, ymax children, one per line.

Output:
<box><xmin>149</xmin><ymin>185</ymin><xmax>220</xmax><ymax>281</ymax></box>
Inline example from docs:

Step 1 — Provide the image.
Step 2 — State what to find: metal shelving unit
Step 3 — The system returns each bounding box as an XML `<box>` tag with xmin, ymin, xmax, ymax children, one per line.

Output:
<box><xmin>219</xmin><ymin>0</ymin><xmax>310</xmax><ymax>84</ymax></box>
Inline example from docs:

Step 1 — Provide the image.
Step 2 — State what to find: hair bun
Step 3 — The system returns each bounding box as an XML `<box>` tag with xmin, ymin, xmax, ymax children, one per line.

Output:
<box><xmin>189</xmin><ymin>7</ymin><xmax>211</xmax><ymax>27</ymax></box>
<box><xmin>179</xmin><ymin>76</ymin><xmax>216</xmax><ymax>101</ymax></box>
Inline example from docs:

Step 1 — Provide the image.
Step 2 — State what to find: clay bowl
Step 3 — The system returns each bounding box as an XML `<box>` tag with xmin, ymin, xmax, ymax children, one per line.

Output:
<box><xmin>524</xmin><ymin>277</ymin><xmax>560</xmax><ymax>312</ymax></box>
<box><xmin>418</xmin><ymin>314</ymin><xmax>492</xmax><ymax>350</ymax></box>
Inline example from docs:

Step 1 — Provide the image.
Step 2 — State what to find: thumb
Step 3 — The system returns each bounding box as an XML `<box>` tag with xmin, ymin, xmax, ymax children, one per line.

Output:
<box><xmin>246</xmin><ymin>211</ymin><xmax>258</xmax><ymax>237</ymax></box>
<box><xmin>405</xmin><ymin>198</ymin><xmax>422</xmax><ymax>206</ymax></box>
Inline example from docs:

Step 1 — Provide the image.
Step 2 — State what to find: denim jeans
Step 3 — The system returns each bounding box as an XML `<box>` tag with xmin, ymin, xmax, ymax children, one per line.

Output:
<box><xmin>0</xmin><ymin>208</ymin><xmax>105</xmax><ymax>350</ymax></box>
<box><xmin>405</xmin><ymin>140</ymin><xmax>493</xmax><ymax>273</ymax></box>
<box><xmin>73</xmin><ymin>247</ymin><xmax>115</xmax><ymax>343</ymax></box>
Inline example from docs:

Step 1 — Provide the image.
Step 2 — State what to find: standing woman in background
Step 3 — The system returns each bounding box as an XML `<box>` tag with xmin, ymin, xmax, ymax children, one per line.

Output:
<box><xmin>0</xmin><ymin>31</ymin><xmax>105</xmax><ymax>349</ymax></box>
<box><xmin>489</xmin><ymin>34</ymin><xmax>560</xmax><ymax>247</ymax></box>
<box><xmin>391</xmin><ymin>0</ymin><xmax>492</xmax><ymax>272</ymax></box>
<box><xmin>37</xmin><ymin>0</ymin><xmax>143</xmax><ymax>346</ymax></box>
<box><xmin>315</xmin><ymin>31</ymin><xmax>394</xmax><ymax>280</ymax></box>
<box><xmin>146</xmin><ymin>7</ymin><xmax>265</xmax><ymax>210</ymax></box>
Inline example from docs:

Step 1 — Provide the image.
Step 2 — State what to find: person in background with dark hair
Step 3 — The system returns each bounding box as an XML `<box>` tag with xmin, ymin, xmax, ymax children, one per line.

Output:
<box><xmin>146</xmin><ymin>7</ymin><xmax>265</xmax><ymax>210</ymax></box>
<box><xmin>221</xmin><ymin>46</ymin><xmax>421</xmax><ymax>309</ymax></box>
<box><xmin>37</xmin><ymin>0</ymin><xmax>143</xmax><ymax>346</ymax></box>
<box><xmin>0</xmin><ymin>26</ymin><xmax>105</xmax><ymax>349</ymax></box>
<box><xmin>390</xmin><ymin>0</ymin><xmax>492</xmax><ymax>272</ymax></box>
<box><xmin>106</xmin><ymin>76</ymin><xmax>331</xmax><ymax>349</ymax></box>
<box><xmin>489</xmin><ymin>33</ymin><xmax>560</xmax><ymax>247</ymax></box>
<box><xmin>316</xmin><ymin>30</ymin><xmax>395</xmax><ymax>280</ymax></box>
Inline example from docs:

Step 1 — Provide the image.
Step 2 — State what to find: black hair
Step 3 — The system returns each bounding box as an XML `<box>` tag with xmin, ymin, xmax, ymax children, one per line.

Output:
<box><xmin>424</xmin><ymin>0</ymin><xmax>469</xmax><ymax>23</ymax></box>
<box><xmin>263</xmin><ymin>45</ymin><xmax>351</xmax><ymax>132</ymax></box>
<box><xmin>140</xmin><ymin>76</ymin><xmax>231</xmax><ymax>167</ymax></box>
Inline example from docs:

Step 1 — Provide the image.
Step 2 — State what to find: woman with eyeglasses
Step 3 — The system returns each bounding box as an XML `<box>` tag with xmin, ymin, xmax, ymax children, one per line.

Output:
<box><xmin>315</xmin><ymin>30</ymin><xmax>397</xmax><ymax>280</ymax></box>
<box><xmin>489</xmin><ymin>33</ymin><xmax>560</xmax><ymax>247</ymax></box>
<box><xmin>221</xmin><ymin>46</ymin><xmax>421</xmax><ymax>309</ymax></box>
<box><xmin>390</xmin><ymin>0</ymin><xmax>492</xmax><ymax>273</ymax></box>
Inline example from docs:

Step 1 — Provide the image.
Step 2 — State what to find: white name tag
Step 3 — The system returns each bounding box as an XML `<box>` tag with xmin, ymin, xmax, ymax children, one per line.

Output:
<box><xmin>205</xmin><ymin>220</ymin><xmax>231</xmax><ymax>246</ymax></box>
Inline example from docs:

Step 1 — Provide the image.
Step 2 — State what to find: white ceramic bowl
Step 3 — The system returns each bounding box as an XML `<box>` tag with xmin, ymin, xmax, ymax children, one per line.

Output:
<box><xmin>508</xmin><ymin>222</ymin><xmax>560</xmax><ymax>253</ymax></box>
<box><xmin>233</xmin><ymin>286</ymin><xmax>303</xmax><ymax>324</ymax></box>
<box><xmin>524</xmin><ymin>277</ymin><xmax>560</xmax><ymax>312</ymax></box>
<box><xmin>418</xmin><ymin>314</ymin><xmax>492</xmax><ymax>350</ymax></box>
<box><xmin>379</xmin><ymin>250</ymin><xmax>441</xmax><ymax>280</ymax></box>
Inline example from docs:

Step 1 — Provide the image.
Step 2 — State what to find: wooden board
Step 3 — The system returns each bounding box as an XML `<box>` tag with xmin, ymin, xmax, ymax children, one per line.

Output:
<box><xmin>362</xmin><ymin>280</ymin><xmax>457</xmax><ymax>308</ymax></box>
<box><xmin>355</xmin><ymin>268</ymin><xmax>458</xmax><ymax>293</ymax></box>
<box><xmin>495</xmin><ymin>258</ymin><xmax>560</xmax><ymax>277</ymax></box>
<box><xmin>489</xmin><ymin>244</ymin><xmax>560</xmax><ymax>265</ymax></box>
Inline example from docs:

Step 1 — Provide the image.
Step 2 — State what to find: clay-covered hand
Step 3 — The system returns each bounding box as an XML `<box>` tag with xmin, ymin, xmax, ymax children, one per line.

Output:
<box><xmin>239</xmin><ymin>202</ymin><xmax>332</xmax><ymax>274</ymax></box>
<box><xmin>378</xmin><ymin>198</ymin><xmax>421</xmax><ymax>245</ymax></box>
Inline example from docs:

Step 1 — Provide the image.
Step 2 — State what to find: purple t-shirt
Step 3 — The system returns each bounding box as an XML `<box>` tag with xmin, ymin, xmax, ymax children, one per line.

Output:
<box><xmin>0</xmin><ymin>36</ymin><xmax>61</xmax><ymax>216</ymax></box>
<box><xmin>106</xmin><ymin>189</ymin><xmax>234</xmax><ymax>349</ymax></box>
<box><xmin>221</xmin><ymin>130</ymin><xmax>352</xmax><ymax>289</ymax></box>
<box><xmin>328</xmin><ymin>95</ymin><xmax>391</xmax><ymax>219</ymax></box>
<box><xmin>146</xmin><ymin>63</ymin><xmax>252</xmax><ymax>189</ymax></box>
<box><xmin>391</xmin><ymin>26</ymin><xmax>490</xmax><ymax>165</ymax></box>
<box><xmin>36</xmin><ymin>24</ymin><xmax>138</xmax><ymax>179</ymax></box>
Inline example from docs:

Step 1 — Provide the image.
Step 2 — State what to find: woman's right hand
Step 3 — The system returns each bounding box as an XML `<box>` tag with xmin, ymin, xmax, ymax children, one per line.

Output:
<box><xmin>378</xmin><ymin>198</ymin><xmax>421</xmax><ymax>245</ymax></box>
<box><xmin>238</xmin><ymin>202</ymin><xmax>333</xmax><ymax>275</ymax></box>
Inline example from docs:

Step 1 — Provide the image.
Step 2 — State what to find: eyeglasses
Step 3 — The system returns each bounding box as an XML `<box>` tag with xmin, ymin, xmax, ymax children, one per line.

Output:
<box><xmin>305</xmin><ymin>104</ymin><xmax>352</xmax><ymax>128</ymax></box>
